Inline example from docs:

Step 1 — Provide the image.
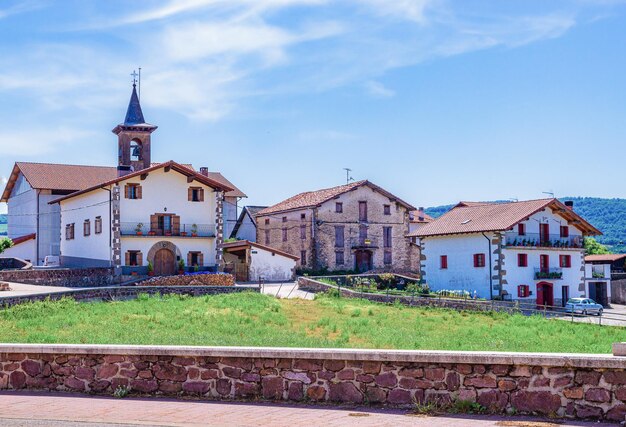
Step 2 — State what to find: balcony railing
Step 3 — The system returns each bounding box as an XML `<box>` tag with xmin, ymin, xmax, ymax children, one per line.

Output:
<box><xmin>534</xmin><ymin>267</ymin><xmax>563</xmax><ymax>280</ymax></box>
<box><xmin>349</xmin><ymin>236</ymin><xmax>380</xmax><ymax>248</ymax></box>
<box><xmin>120</xmin><ymin>222</ymin><xmax>216</xmax><ymax>237</ymax></box>
<box><xmin>504</xmin><ymin>232</ymin><xmax>583</xmax><ymax>249</ymax></box>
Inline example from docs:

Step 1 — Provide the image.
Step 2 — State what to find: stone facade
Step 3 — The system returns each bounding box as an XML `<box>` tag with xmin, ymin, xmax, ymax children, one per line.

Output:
<box><xmin>1</xmin><ymin>345</ymin><xmax>626</xmax><ymax>421</ymax></box>
<box><xmin>139</xmin><ymin>273</ymin><xmax>235</xmax><ymax>287</ymax></box>
<box><xmin>256</xmin><ymin>185</ymin><xmax>418</xmax><ymax>273</ymax></box>
<box><xmin>0</xmin><ymin>267</ymin><xmax>115</xmax><ymax>288</ymax></box>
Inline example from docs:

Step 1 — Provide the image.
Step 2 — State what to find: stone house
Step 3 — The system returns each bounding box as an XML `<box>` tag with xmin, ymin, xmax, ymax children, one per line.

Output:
<box><xmin>255</xmin><ymin>180</ymin><xmax>419</xmax><ymax>273</ymax></box>
<box><xmin>409</xmin><ymin>199</ymin><xmax>601</xmax><ymax>304</ymax></box>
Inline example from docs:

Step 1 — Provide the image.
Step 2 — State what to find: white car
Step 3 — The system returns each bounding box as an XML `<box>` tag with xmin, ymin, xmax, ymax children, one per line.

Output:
<box><xmin>565</xmin><ymin>298</ymin><xmax>603</xmax><ymax>316</ymax></box>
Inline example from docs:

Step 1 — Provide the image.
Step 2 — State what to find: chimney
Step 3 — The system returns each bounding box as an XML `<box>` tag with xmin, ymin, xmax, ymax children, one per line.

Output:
<box><xmin>418</xmin><ymin>207</ymin><xmax>425</xmax><ymax>221</ymax></box>
<box><xmin>117</xmin><ymin>165</ymin><xmax>132</xmax><ymax>178</ymax></box>
<box><xmin>199</xmin><ymin>167</ymin><xmax>209</xmax><ymax>177</ymax></box>
<box><xmin>564</xmin><ymin>201</ymin><xmax>574</xmax><ymax>210</ymax></box>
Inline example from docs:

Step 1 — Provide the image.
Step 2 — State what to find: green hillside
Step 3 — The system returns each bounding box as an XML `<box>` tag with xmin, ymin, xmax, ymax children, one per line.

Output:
<box><xmin>425</xmin><ymin>198</ymin><xmax>626</xmax><ymax>254</ymax></box>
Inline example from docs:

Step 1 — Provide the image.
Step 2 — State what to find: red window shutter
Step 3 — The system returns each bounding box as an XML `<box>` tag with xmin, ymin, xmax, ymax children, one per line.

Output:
<box><xmin>441</xmin><ymin>255</ymin><xmax>447</xmax><ymax>269</ymax></box>
<box><xmin>560</xmin><ymin>226</ymin><xmax>569</xmax><ymax>238</ymax></box>
<box><xmin>518</xmin><ymin>224</ymin><xmax>525</xmax><ymax>235</ymax></box>
<box><xmin>188</xmin><ymin>188</ymin><xmax>193</xmax><ymax>201</ymax></box>
<box><xmin>124</xmin><ymin>184</ymin><xmax>130</xmax><ymax>199</ymax></box>
<box><xmin>199</xmin><ymin>188</ymin><xmax>204</xmax><ymax>202</ymax></box>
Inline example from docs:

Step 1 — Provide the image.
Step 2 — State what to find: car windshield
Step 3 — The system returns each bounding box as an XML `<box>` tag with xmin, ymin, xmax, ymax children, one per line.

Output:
<box><xmin>567</xmin><ymin>298</ymin><xmax>584</xmax><ymax>304</ymax></box>
<box><xmin>588</xmin><ymin>299</ymin><xmax>597</xmax><ymax>304</ymax></box>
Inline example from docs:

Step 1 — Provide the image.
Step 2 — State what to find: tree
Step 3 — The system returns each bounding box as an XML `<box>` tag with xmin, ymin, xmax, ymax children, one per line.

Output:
<box><xmin>0</xmin><ymin>237</ymin><xmax>12</xmax><ymax>255</ymax></box>
<box><xmin>584</xmin><ymin>237</ymin><xmax>611</xmax><ymax>255</ymax></box>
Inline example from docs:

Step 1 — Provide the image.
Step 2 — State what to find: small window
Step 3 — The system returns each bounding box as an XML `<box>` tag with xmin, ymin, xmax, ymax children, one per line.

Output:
<box><xmin>518</xmin><ymin>223</ymin><xmax>525</xmax><ymax>236</ymax></box>
<box><xmin>300</xmin><ymin>224</ymin><xmax>306</xmax><ymax>240</ymax></box>
<box><xmin>383</xmin><ymin>226</ymin><xmax>392</xmax><ymax>248</ymax></box>
<box><xmin>189</xmin><ymin>251</ymin><xmax>201</xmax><ymax>266</ymax></box>
<box><xmin>334</xmin><ymin>226</ymin><xmax>344</xmax><ymax>248</ymax></box>
<box><xmin>359</xmin><ymin>201</ymin><xmax>367</xmax><ymax>221</ymax></box>
<box><xmin>127</xmin><ymin>250</ymin><xmax>141</xmax><ymax>266</ymax></box>
<box><xmin>560</xmin><ymin>254</ymin><xmax>571</xmax><ymax>268</ymax></box>
<box><xmin>301</xmin><ymin>213</ymin><xmax>306</xmax><ymax>220</ymax></box>
<box><xmin>384</xmin><ymin>250</ymin><xmax>392</xmax><ymax>265</ymax></box>
<box><xmin>282</xmin><ymin>227</ymin><xmax>287</xmax><ymax>242</ymax></box>
<box><xmin>560</xmin><ymin>226</ymin><xmax>569</xmax><ymax>238</ymax></box>
<box><xmin>335</xmin><ymin>251</ymin><xmax>344</xmax><ymax>265</ymax></box>
<box><xmin>473</xmin><ymin>253</ymin><xmax>486</xmax><ymax>268</ymax></box>
<box><xmin>335</xmin><ymin>202</ymin><xmax>343</xmax><ymax>213</ymax></box>
<box><xmin>264</xmin><ymin>229</ymin><xmax>270</xmax><ymax>245</ymax></box>
<box><xmin>440</xmin><ymin>255</ymin><xmax>448</xmax><ymax>269</ymax></box>
<box><xmin>282</xmin><ymin>216</ymin><xmax>287</xmax><ymax>223</ymax></box>
<box><xmin>517</xmin><ymin>253</ymin><xmax>528</xmax><ymax>267</ymax></box>
<box><xmin>188</xmin><ymin>187</ymin><xmax>204</xmax><ymax>202</ymax></box>
<box><xmin>65</xmin><ymin>223</ymin><xmax>75</xmax><ymax>240</ymax></box>
<box><xmin>95</xmin><ymin>216</ymin><xmax>102</xmax><ymax>234</ymax></box>
<box><xmin>300</xmin><ymin>250</ymin><xmax>307</xmax><ymax>266</ymax></box>
<box><xmin>383</xmin><ymin>204</ymin><xmax>391</xmax><ymax>215</ymax></box>
<box><xmin>125</xmin><ymin>183</ymin><xmax>141</xmax><ymax>200</ymax></box>
<box><xmin>83</xmin><ymin>220</ymin><xmax>90</xmax><ymax>237</ymax></box>
<box><xmin>264</xmin><ymin>218</ymin><xmax>270</xmax><ymax>225</ymax></box>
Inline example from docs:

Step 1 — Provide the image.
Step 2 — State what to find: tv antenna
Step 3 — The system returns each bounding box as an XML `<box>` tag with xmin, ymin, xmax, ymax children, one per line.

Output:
<box><xmin>343</xmin><ymin>168</ymin><xmax>354</xmax><ymax>185</ymax></box>
<box><xmin>542</xmin><ymin>191</ymin><xmax>555</xmax><ymax>198</ymax></box>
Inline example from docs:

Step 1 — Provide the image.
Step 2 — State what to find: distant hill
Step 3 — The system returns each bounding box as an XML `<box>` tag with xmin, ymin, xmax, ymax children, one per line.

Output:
<box><xmin>425</xmin><ymin>197</ymin><xmax>626</xmax><ymax>254</ymax></box>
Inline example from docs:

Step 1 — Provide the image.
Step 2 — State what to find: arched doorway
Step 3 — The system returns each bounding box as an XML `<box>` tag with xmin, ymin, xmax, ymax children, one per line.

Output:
<box><xmin>154</xmin><ymin>248</ymin><xmax>176</xmax><ymax>276</ymax></box>
<box><xmin>536</xmin><ymin>282</ymin><xmax>554</xmax><ymax>307</ymax></box>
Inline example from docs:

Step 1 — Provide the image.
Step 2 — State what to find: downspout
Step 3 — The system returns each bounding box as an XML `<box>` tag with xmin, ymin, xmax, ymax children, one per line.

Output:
<box><xmin>100</xmin><ymin>187</ymin><xmax>113</xmax><ymax>267</ymax></box>
<box><xmin>482</xmin><ymin>232</ymin><xmax>493</xmax><ymax>300</ymax></box>
<box><xmin>311</xmin><ymin>208</ymin><xmax>317</xmax><ymax>270</ymax></box>
<box><xmin>36</xmin><ymin>189</ymin><xmax>40</xmax><ymax>265</ymax></box>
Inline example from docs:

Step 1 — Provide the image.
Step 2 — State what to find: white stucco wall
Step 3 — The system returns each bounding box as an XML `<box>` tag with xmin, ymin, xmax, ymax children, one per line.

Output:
<box><xmin>234</xmin><ymin>212</ymin><xmax>257</xmax><ymax>242</ymax></box>
<box><xmin>249</xmin><ymin>246</ymin><xmax>296</xmax><ymax>281</ymax></box>
<box><xmin>421</xmin><ymin>232</ymin><xmax>497</xmax><ymax>299</ymax></box>
<box><xmin>7</xmin><ymin>173</ymin><xmax>37</xmax><ymax>240</ymax></box>
<box><xmin>1</xmin><ymin>238</ymin><xmax>36</xmax><ymax>263</ymax></box>
<box><xmin>121</xmin><ymin>236</ymin><xmax>216</xmax><ymax>267</ymax></box>
<box><xmin>223</xmin><ymin>196</ymin><xmax>238</xmax><ymax>241</ymax></box>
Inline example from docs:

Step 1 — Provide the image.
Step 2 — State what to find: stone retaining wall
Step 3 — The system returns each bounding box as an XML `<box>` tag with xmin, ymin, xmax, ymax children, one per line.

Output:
<box><xmin>1</xmin><ymin>345</ymin><xmax>626</xmax><ymax>422</ymax></box>
<box><xmin>139</xmin><ymin>273</ymin><xmax>235</xmax><ymax>287</ymax></box>
<box><xmin>0</xmin><ymin>285</ymin><xmax>257</xmax><ymax>309</ymax></box>
<box><xmin>0</xmin><ymin>257</ymin><xmax>31</xmax><ymax>271</ymax></box>
<box><xmin>0</xmin><ymin>267</ymin><xmax>115</xmax><ymax>288</ymax></box>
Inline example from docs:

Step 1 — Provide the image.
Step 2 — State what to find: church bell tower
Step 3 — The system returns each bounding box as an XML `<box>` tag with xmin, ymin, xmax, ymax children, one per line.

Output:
<box><xmin>112</xmin><ymin>76</ymin><xmax>157</xmax><ymax>175</ymax></box>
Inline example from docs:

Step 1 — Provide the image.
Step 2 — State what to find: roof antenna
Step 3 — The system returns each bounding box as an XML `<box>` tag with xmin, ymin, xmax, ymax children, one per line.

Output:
<box><xmin>542</xmin><ymin>191</ymin><xmax>555</xmax><ymax>199</ymax></box>
<box><xmin>343</xmin><ymin>168</ymin><xmax>354</xmax><ymax>185</ymax></box>
<box><xmin>138</xmin><ymin>67</ymin><xmax>141</xmax><ymax>101</ymax></box>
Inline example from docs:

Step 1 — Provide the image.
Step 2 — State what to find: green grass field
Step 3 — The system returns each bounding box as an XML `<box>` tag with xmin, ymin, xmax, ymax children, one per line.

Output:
<box><xmin>0</xmin><ymin>292</ymin><xmax>624</xmax><ymax>353</ymax></box>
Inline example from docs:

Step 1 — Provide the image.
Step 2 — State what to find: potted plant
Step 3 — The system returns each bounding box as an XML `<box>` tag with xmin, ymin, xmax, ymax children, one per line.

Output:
<box><xmin>178</xmin><ymin>259</ymin><xmax>185</xmax><ymax>275</ymax></box>
<box><xmin>147</xmin><ymin>261</ymin><xmax>154</xmax><ymax>277</ymax></box>
<box><xmin>148</xmin><ymin>230</ymin><xmax>156</xmax><ymax>236</ymax></box>
<box><xmin>181</xmin><ymin>231</ymin><xmax>188</xmax><ymax>237</ymax></box>
<box><xmin>135</xmin><ymin>223</ymin><xmax>144</xmax><ymax>236</ymax></box>
<box><xmin>191</xmin><ymin>224</ymin><xmax>198</xmax><ymax>237</ymax></box>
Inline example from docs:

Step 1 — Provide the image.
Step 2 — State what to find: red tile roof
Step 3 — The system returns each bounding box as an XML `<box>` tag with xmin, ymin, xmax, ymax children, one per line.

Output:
<box><xmin>258</xmin><ymin>180</ymin><xmax>415</xmax><ymax>216</ymax></box>
<box><xmin>409</xmin><ymin>198</ymin><xmax>601</xmax><ymax>238</ymax></box>
<box><xmin>172</xmin><ymin>164</ymin><xmax>246</xmax><ymax>198</ymax></box>
<box><xmin>49</xmin><ymin>161</ymin><xmax>234</xmax><ymax>204</ymax></box>
<box><xmin>9</xmin><ymin>233</ymin><xmax>36</xmax><ymax>246</ymax></box>
<box><xmin>1</xmin><ymin>162</ymin><xmax>118</xmax><ymax>202</ymax></box>
<box><xmin>585</xmin><ymin>254</ymin><xmax>626</xmax><ymax>263</ymax></box>
<box><xmin>409</xmin><ymin>210</ymin><xmax>434</xmax><ymax>223</ymax></box>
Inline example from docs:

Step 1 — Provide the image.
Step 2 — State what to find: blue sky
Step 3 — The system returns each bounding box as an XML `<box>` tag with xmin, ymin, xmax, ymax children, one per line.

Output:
<box><xmin>1</xmin><ymin>0</ymin><xmax>626</xmax><ymax>214</ymax></box>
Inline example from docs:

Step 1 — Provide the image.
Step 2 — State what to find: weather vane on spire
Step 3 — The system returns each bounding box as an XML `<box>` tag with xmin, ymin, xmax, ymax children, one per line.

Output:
<box><xmin>130</xmin><ymin>70</ymin><xmax>138</xmax><ymax>86</ymax></box>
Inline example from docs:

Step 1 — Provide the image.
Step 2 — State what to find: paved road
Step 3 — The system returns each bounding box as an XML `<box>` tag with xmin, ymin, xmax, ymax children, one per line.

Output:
<box><xmin>0</xmin><ymin>392</ymin><xmax>616</xmax><ymax>427</ymax></box>
<box><xmin>260</xmin><ymin>281</ymin><xmax>314</xmax><ymax>300</ymax></box>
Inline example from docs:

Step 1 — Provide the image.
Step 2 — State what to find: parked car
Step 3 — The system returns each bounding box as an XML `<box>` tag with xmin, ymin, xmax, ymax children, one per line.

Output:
<box><xmin>565</xmin><ymin>298</ymin><xmax>603</xmax><ymax>316</ymax></box>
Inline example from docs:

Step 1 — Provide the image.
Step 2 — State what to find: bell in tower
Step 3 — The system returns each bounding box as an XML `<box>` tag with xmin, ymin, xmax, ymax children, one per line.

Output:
<box><xmin>112</xmin><ymin>73</ymin><xmax>157</xmax><ymax>175</ymax></box>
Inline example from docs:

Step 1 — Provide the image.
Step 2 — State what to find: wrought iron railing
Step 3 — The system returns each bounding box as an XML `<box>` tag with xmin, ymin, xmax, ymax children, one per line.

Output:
<box><xmin>534</xmin><ymin>267</ymin><xmax>563</xmax><ymax>280</ymax></box>
<box><xmin>120</xmin><ymin>222</ymin><xmax>215</xmax><ymax>237</ymax></box>
<box><xmin>504</xmin><ymin>232</ymin><xmax>583</xmax><ymax>249</ymax></box>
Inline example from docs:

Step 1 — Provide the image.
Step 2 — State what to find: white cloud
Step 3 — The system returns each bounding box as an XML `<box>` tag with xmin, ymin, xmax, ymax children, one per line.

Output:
<box><xmin>365</xmin><ymin>80</ymin><xmax>395</xmax><ymax>98</ymax></box>
<box><xmin>357</xmin><ymin>0</ymin><xmax>434</xmax><ymax>23</ymax></box>
<box><xmin>0</xmin><ymin>127</ymin><xmax>94</xmax><ymax>156</ymax></box>
<box><xmin>0</xmin><ymin>1</ymin><xmax>43</xmax><ymax>20</ymax></box>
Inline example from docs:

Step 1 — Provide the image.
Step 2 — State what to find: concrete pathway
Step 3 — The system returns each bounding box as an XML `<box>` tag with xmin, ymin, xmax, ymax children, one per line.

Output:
<box><xmin>260</xmin><ymin>281</ymin><xmax>314</xmax><ymax>300</ymax></box>
<box><xmin>0</xmin><ymin>281</ymin><xmax>76</xmax><ymax>297</ymax></box>
<box><xmin>0</xmin><ymin>392</ymin><xmax>615</xmax><ymax>427</ymax></box>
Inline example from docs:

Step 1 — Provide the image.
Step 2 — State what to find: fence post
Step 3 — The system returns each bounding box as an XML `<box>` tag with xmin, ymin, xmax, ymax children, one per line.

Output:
<box><xmin>338</xmin><ymin>280</ymin><xmax>341</xmax><ymax>298</ymax></box>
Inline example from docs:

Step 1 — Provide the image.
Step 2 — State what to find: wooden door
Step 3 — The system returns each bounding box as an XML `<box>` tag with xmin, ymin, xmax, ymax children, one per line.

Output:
<box><xmin>355</xmin><ymin>250</ymin><xmax>372</xmax><ymax>272</ymax></box>
<box><xmin>154</xmin><ymin>248</ymin><xmax>176</xmax><ymax>275</ymax></box>
<box><xmin>537</xmin><ymin>282</ymin><xmax>553</xmax><ymax>307</ymax></box>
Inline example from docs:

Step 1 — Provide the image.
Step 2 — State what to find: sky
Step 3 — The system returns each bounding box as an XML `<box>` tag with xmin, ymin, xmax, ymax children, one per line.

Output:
<box><xmin>1</xmin><ymin>0</ymin><xmax>626</xmax><ymax>215</ymax></box>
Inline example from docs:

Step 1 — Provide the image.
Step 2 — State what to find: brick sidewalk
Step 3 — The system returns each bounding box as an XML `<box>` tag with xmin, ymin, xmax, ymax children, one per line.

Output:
<box><xmin>0</xmin><ymin>392</ymin><xmax>615</xmax><ymax>426</ymax></box>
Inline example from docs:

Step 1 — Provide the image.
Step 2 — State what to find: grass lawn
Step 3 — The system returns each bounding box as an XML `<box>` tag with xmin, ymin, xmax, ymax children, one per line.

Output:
<box><xmin>0</xmin><ymin>292</ymin><xmax>624</xmax><ymax>353</ymax></box>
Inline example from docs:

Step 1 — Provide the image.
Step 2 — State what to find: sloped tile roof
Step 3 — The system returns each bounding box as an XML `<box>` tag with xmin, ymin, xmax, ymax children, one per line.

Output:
<box><xmin>258</xmin><ymin>180</ymin><xmax>415</xmax><ymax>216</ymax></box>
<box><xmin>585</xmin><ymin>254</ymin><xmax>626</xmax><ymax>263</ymax></box>
<box><xmin>410</xmin><ymin>198</ymin><xmax>601</xmax><ymax>237</ymax></box>
<box><xmin>409</xmin><ymin>210</ymin><xmax>434</xmax><ymax>223</ymax></box>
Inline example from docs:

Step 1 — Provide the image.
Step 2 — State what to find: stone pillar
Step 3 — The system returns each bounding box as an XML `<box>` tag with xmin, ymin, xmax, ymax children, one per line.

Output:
<box><xmin>111</xmin><ymin>185</ymin><xmax>122</xmax><ymax>270</ymax></box>
<box><xmin>215</xmin><ymin>191</ymin><xmax>224</xmax><ymax>269</ymax></box>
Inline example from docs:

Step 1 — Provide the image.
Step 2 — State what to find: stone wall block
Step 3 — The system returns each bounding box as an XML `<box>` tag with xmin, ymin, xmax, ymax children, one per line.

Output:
<box><xmin>21</xmin><ymin>360</ymin><xmax>41</xmax><ymax>377</ymax></box>
<box><xmin>477</xmin><ymin>390</ymin><xmax>508</xmax><ymax>412</ymax></box>
<box><xmin>261</xmin><ymin>376</ymin><xmax>283</xmax><ymax>399</ymax></box>
<box><xmin>329</xmin><ymin>382</ymin><xmax>363</xmax><ymax>403</ymax></box>
<box><xmin>464</xmin><ymin>375</ymin><xmax>497</xmax><ymax>388</ymax></box>
<box><xmin>510</xmin><ymin>390</ymin><xmax>561</xmax><ymax>415</ymax></box>
<box><xmin>585</xmin><ymin>388</ymin><xmax>611</xmax><ymax>403</ymax></box>
<box><xmin>575</xmin><ymin>370</ymin><xmax>601</xmax><ymax>386</ymax></box>
<box><xmin>374</xmin><ymin>372</ymin><xmax>397</xmax><ymax>388</ymax></box>
<box><xmin>603</xmin><ymin>371</ymin><xmax>626</xmax><ymax>385</ymax></box>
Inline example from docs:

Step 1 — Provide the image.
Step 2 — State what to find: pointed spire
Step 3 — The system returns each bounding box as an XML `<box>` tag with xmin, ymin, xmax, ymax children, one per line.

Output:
<box><xmin>124</xmin><ymin>83</ymin><xmax>146</xmax><ymax>126</ymax></box>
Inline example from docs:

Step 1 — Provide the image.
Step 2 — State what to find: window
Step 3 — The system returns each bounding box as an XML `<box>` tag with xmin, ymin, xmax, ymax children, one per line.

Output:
<box><xmin>265</xmin><ymin>218</ymin><xmax>270</xmax><ymax>225</ymax></box>
<box><xmin>383</xmin><ymin>226</ymin><xmax>392</xmax><ymax>248</ymax></box>
<box><xmin>359</xmin><ymin>224</ymin><xmax>368</xmax><ymax>243</ymax></box>
<box><xmin>334</xmin><ymin>226</ymin><xmax>344</xmax><ymax>248</ymax></box>
<box><xmin>126</xmin><ymin>250</ymin><xmax>142</xmax><ymax>266</ymax></box>
<box><xmin>83</xmin><ymin>220</ymin><xmax>90</xmax><ymax>237</ymax></box>
<box><xmin>300</xmin><ymin>250</ymin><xmax>307</xmax><ymax>266</ymax></box>
<box><xmin>65</xmin><ymin>223</ymin><xmax>75</xmax><ymax>240</ymax></box>
<box><xmin>301</xmin><ymin>213</ymin><xmax>306</xmax><ymax>220</ymax></box>
<box><xmin>188</xmin><ymin>251</ymin><xmax>203</xmax><ymax>267</ymax></box>
<box><xmin>383</xmin><ymin>204</ymin><xmax>391</xmax><ymax>215</ymax></box>
<box><xmin>560</xmin><ymin>226</ymin><xmax>569</xmax><ymax>238</ymax></box>
<box><xmin>359</xmin><ymin>201</ymin><xmax>367</xmax><ymax>221</ymax></box>
<box><xmin>149</xmin><ymin>214</ymin><xmax>180</xmax><ymax>236</ymax></box>
<box><xmin>282</xmin><ymin>227</ymin><xmax>287</xmax><ymax>242</ymax></box>
<box><xmin>384</xmin><ymin>251</ymin><xmax>392</xmax><ymax>265</ymax></box>
<box><xmin>540</xmin><ymin>254</ymin><xmax>549</xmax><ymax>273</ymax></box>
<box><xmin>335</xmin><ymin>251</ymin><xmax>344</xmax><ymax>265</ymax></box>
<box><xmin>125</xmin><ymin>183</ymin><xmax>142</xmax><ymax>199</ymax></box>
<box><xmin>335</xmin><ymin>202</ymin><xmax>343</xmax><ymax>213</ymax></box>
<box><xmin>473</xmin><ymin>253</ymin><xmax>486</xmax><ymax>268</ymax></box>
<box><xmin>560</xmin><ymin>254</ymin><xmax>571</xmax><ymax>268</ymax></box>
<box><xmin>265</xmin><ymin>229</ymin><xmax>270</xmax><ymax>245</ymax></box>
<box><xmin>300</xmin><ymin>224</ymin><xmax>306</xmax><ymax>240</ymax></box>
<box><xmin>188</xmin><ymin>187</ymin><xmax>204</xmax><ymax>202</ymax></box>
<box><xmin>95</xmin><ymin>216</ymin><xmax>102</xmax><ymax>234</ymax></box>
<box><xmin>440</xmin><ymin>255</ymin><xmax>448</xmax><ymax>269</ymax></box>
<box><xmin>282</xmin><ymin>216</ymin><xmax>287</xmax><ymax>223</ymax></box>
<box><xmin>518</xmin><ymin>285</ymin><xmax>530</xmax><ymax>298</ymax></box>
<box><xmin>517</xmin><ymin>253</ymin><xmax>528</xmax><ymax>267</ymax></box>
<box><xmin>518</xmin><ymin>223</ymin><xmax>526</xmax><ymax>236</ymax></box>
